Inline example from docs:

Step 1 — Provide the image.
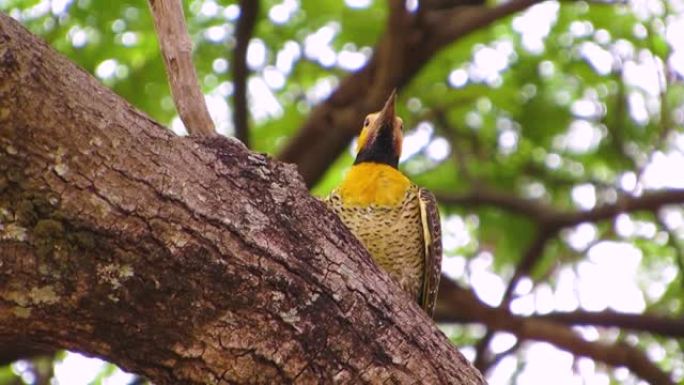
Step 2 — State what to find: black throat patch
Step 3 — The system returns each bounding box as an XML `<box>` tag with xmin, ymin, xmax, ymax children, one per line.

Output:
<box><xmin>354</xmin><ymin>125</ymin><xmax>399</xmax><ymax>168</ymax></box>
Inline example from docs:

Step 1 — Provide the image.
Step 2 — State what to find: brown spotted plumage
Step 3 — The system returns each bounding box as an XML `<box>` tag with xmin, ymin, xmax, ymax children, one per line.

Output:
<box><xmin>325</xmin><ymin>91</ymin><xmax>442</xmax><ymax>316</ymax></box>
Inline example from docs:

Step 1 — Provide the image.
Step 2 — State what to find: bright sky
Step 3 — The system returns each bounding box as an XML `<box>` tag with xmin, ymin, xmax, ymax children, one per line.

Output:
<box><xmin>6</xmin><ymin>0</ymin><xmax>684</xmax><ymax>383</ymax></box>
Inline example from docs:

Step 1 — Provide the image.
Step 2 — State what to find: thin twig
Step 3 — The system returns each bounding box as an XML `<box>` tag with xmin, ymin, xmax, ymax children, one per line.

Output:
<box><xmin>473</xmin><ymin>228</ymin><xmax>552</xmax><ymax>370</ymax></box>
<box><xmin>655</xmin><ymin>215</ymin><xmax>684</xmax><ymax>289</ymax></box>
<box><xmin>502</xmin><ymin>229</ymin><xmax>554</xmax><ymax>301</ymax></box>
<box><xmin>434</xmin><ymin>110</ymin><xmax>474</xmax><ymax>183</ymax></box>
<box><xmin>232</xmin><ymin>0</ymin><xmax>259</xmax><ymax>147</ymax></box>
<box><xmin>148</xmin><ymin>0</ymin><xmax>214</xmax><ymax>136</ymax></box>
<box><xmin>485</xmin><ymin>339</ymin><xmax>522</xmax><ymax>373</ymax></box>
<box><xmin>472</xmin><ymin>330</ymin><xmax>494</xmax><ymax>371</ymax></box>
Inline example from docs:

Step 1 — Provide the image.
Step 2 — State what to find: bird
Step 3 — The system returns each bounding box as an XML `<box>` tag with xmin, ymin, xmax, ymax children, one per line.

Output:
<box><xmin>325</xmin><ymin>90</ymin><xmax>442</xmax><ymax>317</ymax></box>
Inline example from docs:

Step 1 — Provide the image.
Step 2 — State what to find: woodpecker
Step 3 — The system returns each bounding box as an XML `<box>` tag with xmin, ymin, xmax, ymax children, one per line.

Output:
<box><xmin>326</xmin><ymin>91</ymin><xmax>442</xmax><ymax>317</ymax></box>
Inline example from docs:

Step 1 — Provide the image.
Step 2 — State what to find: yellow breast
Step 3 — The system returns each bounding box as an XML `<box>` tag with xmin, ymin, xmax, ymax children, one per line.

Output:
<box><xmin>325</xmin><ymin>169</ymin><xmax>424</xmax><ymax>298</ymax></box>
<box><xmin>337</xmin><ymin>163</ymin><xmax>411</xmax><ymax>206</ymax></box>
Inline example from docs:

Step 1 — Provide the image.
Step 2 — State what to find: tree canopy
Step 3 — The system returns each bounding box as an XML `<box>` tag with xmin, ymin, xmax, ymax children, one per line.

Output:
<box><xmin>1</xmin><ymin>0</ymin><xmax>683</xmax><ymax>384</ymax></box>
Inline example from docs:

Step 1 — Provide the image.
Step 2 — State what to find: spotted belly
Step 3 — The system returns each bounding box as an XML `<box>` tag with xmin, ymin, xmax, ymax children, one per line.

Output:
<box><xmin>326</xmin><ymin>190</ymin><xmax>425</xmax><ymax>299</ymax></box>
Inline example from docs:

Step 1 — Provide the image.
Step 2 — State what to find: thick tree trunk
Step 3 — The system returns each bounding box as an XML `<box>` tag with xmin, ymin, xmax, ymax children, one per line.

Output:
<box><xmin>0</xmin><ymin>14</ymin><xmax>484</xmax><ymax>385</ymax></box>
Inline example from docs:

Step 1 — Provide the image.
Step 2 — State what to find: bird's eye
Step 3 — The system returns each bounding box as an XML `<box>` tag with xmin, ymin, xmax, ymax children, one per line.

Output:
<box><xmin>364</xmin><ymin>117</ymin><xmax>370</xmax><ymax>127</ymax></box>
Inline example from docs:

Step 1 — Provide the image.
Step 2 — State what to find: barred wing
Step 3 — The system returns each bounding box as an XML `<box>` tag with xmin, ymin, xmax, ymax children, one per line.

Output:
<box><xmin>418</xmin><ymin>188</ymin><xmax>442</xmax><ymax>317</ymax></box>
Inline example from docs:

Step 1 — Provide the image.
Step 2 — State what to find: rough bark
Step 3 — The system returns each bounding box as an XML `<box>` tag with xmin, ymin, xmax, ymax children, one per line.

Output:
<box><xmin>0</xmin><ymin>14</ymin><xmax>484</xmax><ymax>385</ymax></box>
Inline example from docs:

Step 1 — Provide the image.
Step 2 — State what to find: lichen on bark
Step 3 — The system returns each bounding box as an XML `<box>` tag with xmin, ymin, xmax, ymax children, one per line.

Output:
<box><xmin>0</xmin><ymin>13</ymin><xmax>485</xmax><ymax>385</ymax></box>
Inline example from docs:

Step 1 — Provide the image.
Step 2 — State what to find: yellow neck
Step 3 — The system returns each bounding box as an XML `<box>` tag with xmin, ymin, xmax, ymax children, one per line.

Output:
<box><xmin>337</xmin><ymin>163</ymin><xmax>411</xmax><ymax>206</ymax></box>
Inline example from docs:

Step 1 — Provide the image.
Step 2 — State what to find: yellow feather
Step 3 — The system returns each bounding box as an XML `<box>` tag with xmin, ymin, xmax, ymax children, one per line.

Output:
<box><xmin>355</xmin><ymin>112</ymin><xmax>379</xmax><ymax>154</ymax></box>
<box><xmin>337</xmin><ymin>163</ymin><xmax>411</xmax><ymax>206</ymax></box>
<box><xmin>356</xmin><ymin>127</ymin><xmax>369</xmax><ymax>154</ymax></box>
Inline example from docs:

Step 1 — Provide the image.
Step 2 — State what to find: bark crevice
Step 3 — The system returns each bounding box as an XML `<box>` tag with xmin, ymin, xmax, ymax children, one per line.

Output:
<box><xmin>0</xmin><ymin>13</ymin><xmax>484</xmax><ymax>385</ymax></box>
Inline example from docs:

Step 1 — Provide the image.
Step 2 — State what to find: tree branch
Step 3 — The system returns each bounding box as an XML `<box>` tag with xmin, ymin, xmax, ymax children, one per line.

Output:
<box><xmin>232</xmin><ymin>0</ymin><xmax>259</xmax><ymax>147</ymax></box>
<box><xmin>420</xmin><ymin>0</ymin><xmax>487</xmax><ymax>10</ymax></box>
<box><xmin>0</xmin><ymin>340</ymin><xmax>52</xmax><ymax>366</ymax></box>
<box><xmin>436</xmin><ymin>283</ymin><xmax>684</xmax><ymax>339</ymax></box>
<box><xmin>278</xmin><ymin>0</ymin><xmax>543</xmax><ymax>187</ymax></box>
<box><xmin>535</xmin><ymin>310</ymin><xmax>684</xmax><ymax>338</ymax></box>
<box><xmin>435</xmin><ymin>279</ymin><xmax>675</xmax><ymax>385</ymax></box>
<box><xmin>0</xmin><ymin>13</ymin><xmax>484</xmax><ymax>385</ymax></box>
<box><xmin>473</xmin><ymin>229</ymin><xmax>551</xmax><ymax>371</ymax></box>
<box><xmin>439</xmin><ymin>187</ymin><xmax>684</xmax><ymax>369</ymax></box>
<box><xmin>551</xmin><ymin>189</ymin><xmax>684</xmax><ymax>229</ymax></box>
<box><xmin>148</xmin><ymin>0</ymin><xmax>214</xmax><ymax>136</ymax></box>
<box><xmin>437</xmin><ymin>188</ymin><xmax>684</xmax><ymax>229</ymax></box>
<box><xmin>656</xmin><ymin>216</ymin><xmax>684</xmax><ymax>288</ymax></box>
<box><xmin>423</xmin><ymin>0</ymin><xmax>541</xmax><ymax>46</ymax></box>
<box><xmin>435</xmin><ymin>188</ymin><xmax>550</xmax><ymax>222</ymax></box>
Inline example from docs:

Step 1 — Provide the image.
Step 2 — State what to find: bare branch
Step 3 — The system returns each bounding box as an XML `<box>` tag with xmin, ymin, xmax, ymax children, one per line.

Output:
<box><xmin>472</xmin><ymin>330</ymin><xmax>494</xmax><ymax>371</ymax></box>
<box><xmin>420</xmin><ymin>0</ymin><xmax>486</xmax><ymax>10</ymax></box>
<box><xmin>436</xmin><ymin>279</ymin><xmax>675</xmax><ymax>385</ymax></box>
<box><xmin>436</xmin><ymin>284</ymin><xmax>684</xmax><ymax>339</ymax></box>
<box><xmin>436</xmin><ymin>188</ymin><xmax>684</xmax><ymax>230</ymax></box>
<box><xmin>656</xmin><ymin>216</ymin><xmax>684</xmax><ymax>288</ymax></box>
<box><xmin>441</xmin><ymin>188</ymin><xmax>684</xmax><ymax>369</ymax></box>
<box><xmin>424</xmin><ymin>0</ymin><xmax>541</xmax><ymax>46</ymax></box>
<box><xmin>503</xmin><ymin>230</ymin><xmax>553</xmax><ymax>298</ymax></box>
<box><xmin>535</xmin><ymin>310</ymin><xmax>684</xmax><ymax>338</ymax></box>
<box><xmin>435</xmin><ymin>188</ymin><xmax>550</xmax><ymax>222</ymax></box>
<box><xmin>473</xmin><ymin>229</ymin><xmax>551</xmax><ymax>370</ymax></box>
<box><xmin>232</xmin><ymin>0</ymin><xmax>259</xmax><ymax>147</ymax></box>
<box><xmin>279</xmin><ymin>0</ymin><xmax>544</xmax><ymax>186</ymax></box>
<box><xmin>148</xmin><ymin>0</ymin><xmax>214</xmax><ymax>136</ymax></box>
<box><xmin>486</xmin><ymin>339</ymin><xmax>522</xmax><ymax>372</ymax></box>
<box><xmin>552</xmin><ymin>189</ymin><xmax>684</xmax><ymax>228</ymax></box>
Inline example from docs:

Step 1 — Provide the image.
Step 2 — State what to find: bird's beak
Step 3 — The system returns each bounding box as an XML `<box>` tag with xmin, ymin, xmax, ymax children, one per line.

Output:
<box><xmin>376</xmin><ymin>90</ymin><xmax>397</xmax><ymax>132</ymax></box>
<box><xmin>353</xmin><ymin>90</ymin><xmax>402</xmax><ymax>167</ymax></box>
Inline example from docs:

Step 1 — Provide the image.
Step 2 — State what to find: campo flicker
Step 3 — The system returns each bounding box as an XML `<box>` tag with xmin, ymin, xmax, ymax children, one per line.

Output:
<box><xmin>325</xmin><ymin>91</ymin><xmax>442</xmax><ymax>316</ymax></box>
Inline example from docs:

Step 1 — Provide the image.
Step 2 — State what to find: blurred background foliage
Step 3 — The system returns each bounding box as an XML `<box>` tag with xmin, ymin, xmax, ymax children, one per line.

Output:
<box><xmin>1</xmin><ymin>0</ymin><xmax>683</xmax><ymax>383</ymax></box>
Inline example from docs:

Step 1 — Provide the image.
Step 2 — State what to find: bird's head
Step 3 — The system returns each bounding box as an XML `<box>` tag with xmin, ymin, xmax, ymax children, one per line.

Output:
<box><xmin>354</xmin><ymin>90</ymin><xmax>404</xmax><ymax>168</ymax></box>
